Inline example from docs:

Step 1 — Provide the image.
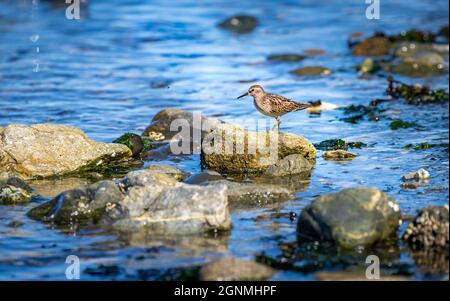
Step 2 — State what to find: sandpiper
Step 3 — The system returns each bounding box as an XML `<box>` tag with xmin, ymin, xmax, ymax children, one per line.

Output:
<box><xmin>237</xmin><ymin>85</ymin><xmax>310</xmax><ymax>130</ymax></box>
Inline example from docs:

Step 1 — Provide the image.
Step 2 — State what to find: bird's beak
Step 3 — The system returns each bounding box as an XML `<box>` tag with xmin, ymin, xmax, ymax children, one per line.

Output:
<box><xmin>237</xmin><ymin>92</ymin><xmax>248</xmax><ymax>99</ymax></box>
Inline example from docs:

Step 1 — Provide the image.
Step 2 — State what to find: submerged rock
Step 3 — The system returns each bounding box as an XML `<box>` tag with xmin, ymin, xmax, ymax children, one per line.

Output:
<box><xmin>208</xmin><ymin>180</ymin><xmax>293</xmax><ymax>206</ymax></box>
<box><xmin>352</xmin><ymin>36</ymin><xmax>392</xmax><ymax>56</ymax></box>
<box><xmin>297</xmin><ymin>187</ymin><xmax>401</xmax><ymax>249</ymax></box>
<box><xmin>0</xmin><ymin>124</ymin><xmax>132</xmax><ymax>179</ymax></box>
<box><xmin>0</xmin><ymin>172</ymin><xmax>34</xmax><ymax>205</ymax></box>
<box><xmin>147</xmin><ymin>164</ymin><xmax>190</xmax><ymax>181</ymax></box>
<box><xmin>323</xmin><ymin>150</ymin><xmax>357</xmax><ymax>161</ymax></box>
<box><xmin>402</xmin><ymin>168</ymin><xmax>430</xmax><ymax>181</ymax></box>
<box><xmin>218</xmin><ymin>15</ymin><xmax>259</xmax><ymax>34</ymax></box>
<box><xmin>201</xmin><ymin>123</ymin><xmax>316</xmax><ymax>174</ymax></box>
<box><xmin>386</xmin><ymin>76</ymin><xmax>449</xmax><ymax>104</ymax></box>
<box><xmin>28</xmin><ymin>169</ymin><xmax>231</xmax><ymax>234</ymax></box>
<box><xmin>314</xmin><ymin>139</ymin><xmax>366</xmax><ymax>151</ymax></box>
<box><xmin>199</xmin><ymin>256</ymin><xmax>274</xmax><ymax>281</ymax></box>
<box><xmin>113</xmin><ymin>133</ymin><xmax>154</xmax><ymax>157</ymax></box>
<box><xmin>291</xmin><ymin>66</ymin><xmax>332</xmax><ymax>76</ymax></box>
<box><xmin>402</xmin><ymin>206</ymin><xmax>449</xmax><ymax>250</ymax></box>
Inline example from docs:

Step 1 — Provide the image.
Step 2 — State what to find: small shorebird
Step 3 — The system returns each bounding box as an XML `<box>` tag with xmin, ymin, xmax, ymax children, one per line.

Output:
<box><xmin>237</xmin><ymin>85</ymin><xmax>310</xmax><ymax>130</ymax></box>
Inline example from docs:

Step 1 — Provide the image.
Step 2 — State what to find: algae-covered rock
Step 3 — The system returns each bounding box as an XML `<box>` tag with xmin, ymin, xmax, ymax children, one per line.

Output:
<box><xmin>0</xmin><ymin>124</ymin><xmax>132</xmax><ymax>179</ymax></box>
<box><xmin>199</xmin><ymin>256</ymin><xmax>274</xmax><ymax>281</ymax></box>
<box><xmin>28</xmin><ymin>169</ymin><xmax>232</xmax><ymax>234</ymax></box>
<box><xmin>314</xmin><ymin>139</ymin><xmax>366</xmax><ymax>151</ymax></box>
<box><xmin>297</xmin><ymin>187</ymin><xmax>401</xmax><ymax>249</ymax></box>
<box><xmin>0</xmin><ymin>172</ymin><xmax>34</xmax><ymax>205</ymax></box>
<box><xmin>386</xmin><ymin>76</ymin><xmax>449</xmax><ymax>104</ymax></box>
<box><xmin>113</xmin><ymin>133</ymin><xmax>152</xmax><ymax>157</ymax></box>
<box><xmin>201</xmin><ymin>123</ymin><xmax>316</xmax><ymax>174</ymax></box>
<box><xmin>352</xmin><ymin>36</ymin><xmax>392</xmax><ymax>56</ymax></box>
<box><xmin>291</xmin><ymin>66</ymin><xmax>332</xmax><ymax>76</ymax></box>
<box><xmin>218</xmin><ymin>15</ymin><xmax>259</xmax><ymax>34</ymax></box>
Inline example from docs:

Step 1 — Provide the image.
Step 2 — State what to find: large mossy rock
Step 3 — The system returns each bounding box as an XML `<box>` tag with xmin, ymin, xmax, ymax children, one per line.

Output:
<box><xmin>297</xmin><ymin>187</ymin><xmax>401</xmax><ymax>249</ymax></box>
<box><xmin>201</xmin><ymin>123</ymin><xmax>316</xmax><ymax>174</ymax></box>
<box><xmin>28</xmin><ymin>169</ymin><xmax>231</xmax><ymax>235</ymax></box>
<box><xmin>0</xmin><ymin>124</ymin><xmax>132</xmax><ymax>179</ymax></box>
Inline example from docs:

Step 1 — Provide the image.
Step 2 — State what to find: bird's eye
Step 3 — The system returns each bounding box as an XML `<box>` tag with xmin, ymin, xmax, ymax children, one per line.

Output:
<box><xmin>250</xmin><ymin>89</ymin><xmax>254</xmax><ymax>92</ymax></box>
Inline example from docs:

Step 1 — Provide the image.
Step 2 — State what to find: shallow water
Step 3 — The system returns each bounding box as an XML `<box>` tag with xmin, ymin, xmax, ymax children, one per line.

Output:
<box><xmin>0</xmin><ymin>0</ymin><xmax>448</xmax><ymax>280</ymax></box>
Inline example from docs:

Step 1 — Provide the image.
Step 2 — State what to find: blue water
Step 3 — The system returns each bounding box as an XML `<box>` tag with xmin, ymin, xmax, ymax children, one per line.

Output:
<box><xmin>0</xmin><ymin>0</ymin><xmax>448</xmax><ymax>280</ymax></box>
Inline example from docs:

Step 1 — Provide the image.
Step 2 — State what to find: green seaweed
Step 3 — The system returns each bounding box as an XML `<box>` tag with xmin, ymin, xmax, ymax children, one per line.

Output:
<box><xmin>404</xmin><ymin>143</ymin><xmax>436</xmax><ymax>150</ymax></box>
<box><xmin>390</xmin><ymin>120</ymin><xmax>418</xmax><ymax>130</ymax></box>
<box><xmin>314</xmin><ymin>139</ymin><xmax>367</xmax><ymax>151</ymax></box>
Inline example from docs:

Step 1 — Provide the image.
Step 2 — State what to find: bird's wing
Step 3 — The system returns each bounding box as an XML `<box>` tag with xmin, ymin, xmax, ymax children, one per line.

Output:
<box><xmin>268</xmin><ymin>94</ymin><xmax>310</xmax><ymax>114</ymax></box>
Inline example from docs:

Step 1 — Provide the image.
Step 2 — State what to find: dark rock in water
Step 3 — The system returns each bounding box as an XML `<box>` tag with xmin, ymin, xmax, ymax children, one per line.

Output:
<box><xmin>390</xmin><ymin>120</ymin><xmax>418</xmax><ymax>130</ymax></box>
<box><xmin>352</xmin><ymin>36</ymin><xmax>392</xmax><ymax>56</ymax></box>
<box><xmin>339</xmin><ymin>104</ymin><xmax>384</xmax><ymax>124</ymax></box>
<box><xmin>199</xmin><ymin>256</ymin><xmax>274</xmax><ymax>281</ymax></box>
<box><xmin>386</xmin><ymin>76</ymin><xmax>449</xmax><ymax>104</ymax></box>
<box><xmin>218</xmin><ymin>15</ymin><xmax>259</xmax><ymax>34</ymax></box>
<box><xmin>402</xmin><ymin>206</ymin><xmax>449</xmax><ymax>250</ymax></box>
<box><xmin>297</xmin><ymin>187</ymin><xmax>401</xmax><ymax>249</ymax></box>
<box><xmin>438</xmin><ymin>25</ymin><xmax>449</xmax><ymax>40</ymax></box>
<box><xmin>303</xmin><ymin>48</ymin><xmax>326</xmax><ymax>56</ymax></box>
<box><xmin>184</xmin><ymin>170</ymin><xmax>224</xmax><ymax>184</ymax></box>
<box><xmin>0</xmin><ymin>172</ymin><xmax>33</xmax><ymax>205</ymax></box>
<box><xmin>267</xmin><ymin>54</ymin><xmax>306</xmax><ymax>62</ymax></box>
<box><xmin>113</xmin><ymin>133</ymin><xmax>145</xmax><ymax>157</ymax></box>
<box><xmin>291</xmin><ymin>66</ymin><xmax>332</xmax><ymax>76</ymax></box>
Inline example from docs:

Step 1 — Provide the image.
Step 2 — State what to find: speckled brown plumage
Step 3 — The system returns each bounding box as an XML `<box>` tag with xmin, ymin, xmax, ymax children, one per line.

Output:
<box><xmin>237</xmin><ymin>85</ymin><xmax>310</xmax><ymax>130</ymax></box>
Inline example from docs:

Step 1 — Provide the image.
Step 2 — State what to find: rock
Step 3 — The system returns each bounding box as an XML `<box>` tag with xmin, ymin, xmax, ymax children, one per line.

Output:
<box><xmin>28</xmin><ymin>169</ymin><xmax>232</xmax><ymax>234</ymax></box>
<box><xmin>402</xmin><ymin>206</ymin><xmax>449</xmax><ymax>250</ymax></box>
<box><xmin>323</xmin><ymin>150</ymin><xmax>357</xmax><ymax>161</ymax></box>
<box><xmin>0</xmin><ymin>172</ymin><xmax>33</xmax><ymax>205</ymax></box>
<box><xmin>314</xmin><ymin>139</ymin><xmax>366</xmax><ymax>151</ymax></box>
<box><xmin>142</xmin><ymin>109</ymin><xmax>222</xmax><ymax>140</ymax></box>
<box><xmin>27</xmin><ymin>180</ymin><xmax>123</xmax><ymax>225</ymax></box>
<box><xmin>0</xmin><ymin>124</ymin><xmax>132</xmax><ymax>179</ymax></box>
<box><xmin>264</xmin><ymin>154</ymin><xmax>313</xmax><ymax>177</ymax></box>
<box><xmin>218</xmin><ymin>15</ymin><xmax>259</xmax><ymax>34</ymax></box>
<box><xmin>201</xmin><ymin>123</ymin><xmax>316</xmax><ymax>174</ymax></box>
<box><xmin>267</xmin><ymin>54</ymin><xmax>305</xmax><ymax>62</ymax></box>
<box><xmin>147</xmin><ymin>164</ymin><xmax>190</xmax><ymax>181</ymax></box>
<box><xmin>352</xmin><ymin>36</ymin><xmax>392</xmax><ymax>56</ymax></box>
<box><xmin>306</xmin><ymin>101</ymin><xmax>339</xmax><ymax>114</ymax></box>
<box><xmin>199</xmin><ymin>256</ymin><xmax>274</xmax><ymax>281</ymax></box>
<box><xmin>297</xmin><ymin>187</ymin><xmax>401</xmax><ymax>249</ymax></box>
<box><xmin>184</xmin><ymin>170</ymin><xmax>224</xmax><ymax>184</ymax></box>
<box><xmin>115</xmin><ymin>170</ymin><xmax>231</xmax><ymax>234</ymax></box>
<box><xmin>358</xmin><ymin>58</ymin><xmax>381</xmax><ymax>74</ymax></box>
<box><xmin>113</xmin><ymin>133</ymin><xmax>148</xmax><ymax>157</ymax></box>
<box><xmin>208</xmin><ymin>180</ymin><xmax>293</xmax><ymax>206</ymax></box>
<box><xmin>402</xmin><ymin>168</ymin><xmax>430</xmax><ymax>181</ymax></box>
<box><xmin>303</xmin><ymin>48</ymin><xmax>326</xmax><ymax>56</ymax></box>
<box><xmin>291</xmin><ymin>66</ymin><xmax>332</xmax><ymax>76</ymax></box>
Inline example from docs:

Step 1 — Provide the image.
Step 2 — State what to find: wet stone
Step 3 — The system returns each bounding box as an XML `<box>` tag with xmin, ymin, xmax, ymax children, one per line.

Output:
<box><xmin>218</xmin><ymin>15</ymin><xmax>259</xmax><ymax>34</ymax></box>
